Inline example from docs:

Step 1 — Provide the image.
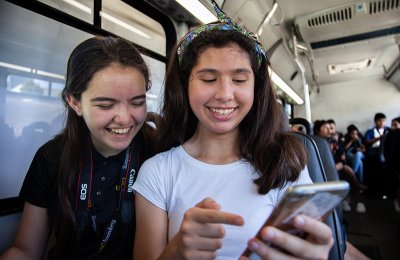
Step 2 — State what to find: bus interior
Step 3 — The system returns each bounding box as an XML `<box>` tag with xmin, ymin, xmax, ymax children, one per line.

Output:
<box><xmin>0</xmin><ymin>0</ymin><xmax>399</xmax><ymax>259</ymax></box>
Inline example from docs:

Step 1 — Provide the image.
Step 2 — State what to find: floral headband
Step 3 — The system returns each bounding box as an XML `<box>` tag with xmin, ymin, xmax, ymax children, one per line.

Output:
<box><xmin>177</xmin><ymin>0</ymin><xmax>267</xmax><ymax>66</ymax></box>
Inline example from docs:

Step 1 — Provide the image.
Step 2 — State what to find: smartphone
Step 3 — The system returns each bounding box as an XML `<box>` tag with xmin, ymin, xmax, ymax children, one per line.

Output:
<box><xmin>241</xmin><ymin>181</ymin><xmax>349</xmax><ymax>258</ymax></box>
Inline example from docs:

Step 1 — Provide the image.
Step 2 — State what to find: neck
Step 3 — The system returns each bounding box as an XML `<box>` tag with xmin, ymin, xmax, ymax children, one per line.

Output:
<box><xmin>183</xmin><ymin>128</ymin><xmax>240</xmax><ymax>164</ymax></box>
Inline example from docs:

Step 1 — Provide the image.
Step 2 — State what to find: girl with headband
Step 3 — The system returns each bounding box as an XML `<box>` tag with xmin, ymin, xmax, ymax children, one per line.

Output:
<box><xmin>133</xmin><ymin>1</ymin><xmax>334</xmax><ymax>259</ymax></box>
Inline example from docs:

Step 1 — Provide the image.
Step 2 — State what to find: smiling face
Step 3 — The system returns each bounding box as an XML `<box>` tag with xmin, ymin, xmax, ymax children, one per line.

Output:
<box><xmin>188</xmin><ymin>43</ymin><xmax>254</xmax><ymax>137</ymax></box>
<box><xmin>67</xmin><ymin>63</ymin><xmax>147</xmax><ymax>157</ymax></box>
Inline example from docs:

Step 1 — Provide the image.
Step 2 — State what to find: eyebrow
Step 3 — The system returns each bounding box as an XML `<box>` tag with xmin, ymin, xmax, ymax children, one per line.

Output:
<box><xmin>90</xmin><ymin>94</ymin><xmax>147</xmax><ymax>102</ymax></box>
<box><xmin>195</xmin><ymin>68</ymin><xmax>252</xmax><ymax>74</ymax></box>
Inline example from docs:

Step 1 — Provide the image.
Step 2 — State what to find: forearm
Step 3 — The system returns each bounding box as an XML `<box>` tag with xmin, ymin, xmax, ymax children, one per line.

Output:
<box><xmin>0</xmin><ymin>246</ymin><xmax>39</xmax><ymax>260</ymax></box>
<box><xmin>156</xmin><ymin>235</ymin><xmax>183</xmax><ymax>260</ymax></box>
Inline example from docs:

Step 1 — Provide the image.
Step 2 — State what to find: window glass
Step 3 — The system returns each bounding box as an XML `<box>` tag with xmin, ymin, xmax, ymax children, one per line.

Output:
<box><xmin>38</xmin><ymin>0</ymin><xmax>94</xmax><ymax>24</ymax></box>
<box><xmin>7</xmin><ymin>75</ymin><xmax>50</xmax><ymax>96</ymax></box>
<box><xmin>0</xmin><ymin>1</ymin><xmax>167</xmax><ymax>200</ymax></box>
<box><xmin>0</xmin><ymin>1</ymin><xmax>92</xmax><ymax>199</ymax></box>
<box><xmin>102</xmin><ymin>0</ymin><xmax>166</xmax><ymax>55</ymax></box>
<box><xmin>51</xmin><ymin>82</ymin><xmax>65</xmax><ymax>98</ymax></box>
<box><xmin>143</xmin><ymin>55</ymin><xmax>165</xmax><ymax>113</ymax></box>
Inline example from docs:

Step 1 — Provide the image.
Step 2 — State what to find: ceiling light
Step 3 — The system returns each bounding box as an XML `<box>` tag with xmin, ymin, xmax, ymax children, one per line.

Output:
<box><xmin>37</xmin><ymin>70</ymin><xmax>65</xmax><ymax>80</ymax></box>
<box><xmin>0</xmin><ymin>61</ymin><xmax>65</xmax><ymax>80</ymax></box>
<box><xmin>0</xmin><ymin>61</ymin><xmax>31</xmax><ymax>73</ymax></box>
<box><xmin>176</xmin><ymin>0</ymin><xmax>217</xmax><ymax>24</ymax></box>
<box><xmin>269</xmin><ymin>67</ymin><xmax>304</xmax><ymax>105</ymax></box>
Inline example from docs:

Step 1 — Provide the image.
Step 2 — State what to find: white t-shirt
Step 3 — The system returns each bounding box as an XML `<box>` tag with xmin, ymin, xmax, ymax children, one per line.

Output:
<box><xmin>133</xmin><ymin>145</ymin><xmax>312</xmax><ymax>259</ymax></box>
<box><xmin>372</xmin><ymin>128</ymin><xmax>385</xmax><ymax>148</ymax></box>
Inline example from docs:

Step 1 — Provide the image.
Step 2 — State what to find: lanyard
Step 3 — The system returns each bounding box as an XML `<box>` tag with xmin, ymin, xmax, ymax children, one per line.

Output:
<box><xmin>75</xmin><ymin>140</ymin><xmax>140</xmax><ymax>255</ymax></box>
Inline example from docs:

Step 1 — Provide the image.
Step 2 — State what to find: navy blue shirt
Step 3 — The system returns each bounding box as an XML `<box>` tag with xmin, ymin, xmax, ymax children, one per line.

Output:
<box><xmin>20</xmin><ymin>129</ymin><xmax>151</xmax><ymax>259</ymax></box>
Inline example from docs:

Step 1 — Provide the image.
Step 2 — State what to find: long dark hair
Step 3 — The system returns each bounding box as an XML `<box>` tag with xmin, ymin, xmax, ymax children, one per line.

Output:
<box><xmin>157</xmin><ymin>29</ymin><xmax>308</xmax><ymax>194</ymax></box>
<box><xmin>54</xmin><ymin>36</ymin><xmax>150</xmax><ymax>241</ymax></box>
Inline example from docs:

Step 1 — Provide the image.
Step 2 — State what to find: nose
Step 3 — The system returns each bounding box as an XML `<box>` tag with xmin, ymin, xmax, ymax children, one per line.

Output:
<box><xmin>114</xmin><ymin>105</ymin><xmax>132</xmax><ymax>125</ymax></box>
<box><xmin>214</xmin><ymin>78</ymin><xmax>234</xmax><ymax>102</ymax></box>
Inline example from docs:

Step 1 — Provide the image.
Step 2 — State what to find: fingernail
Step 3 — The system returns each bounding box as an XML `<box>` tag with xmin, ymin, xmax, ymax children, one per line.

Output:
<box><xmin>262</xmin><ymin>228</ymin><xmax>275</xmax><ymax>240</ymax></box>
<box><xmin>294</xmin><ymin>215</ymin><xmax>305</xmax><ymax>226</ymax></box>
<box><xmin>249</xmin><ymin>239</ymin><xmax>260</xmax><ymax>250</ymax></box>
<box><xmin>234</xmin><ymin>217</ymin><xmax>244</xmax><ymax>225</ymax></box>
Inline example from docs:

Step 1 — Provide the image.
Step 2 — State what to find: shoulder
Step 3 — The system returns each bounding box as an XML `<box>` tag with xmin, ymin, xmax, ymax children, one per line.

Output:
<box><xmin>364</xmin><ymin>128</ymin><xmax>374</xmax><ymax>138</ymax></box>
<box><xmin>365</xmin><ymin>127</ymin><xmax>374</xmax><ymax>134</ymax></box>
<box><xmin>134</xmin><ymin>146</ymin><xmax>182</xmax><ymax>210</ymax></box>
<box><xmin>33</xmin><ymin>137</ymin><xmax>63</xmax><ymax>164</ymax></box>
<box><xmin>20</xmin><ymin>138</ymin><xmax>62</xmax><ymax>207</ymax></box>
<box><xmin>140</xmin><ymin>146</ymin><xmax>183</xmax><ymax>171</ymax></box>
<box><xmin>297</xmin><ymin>166</ymin><xmax>313</xmax><ymax>184</ymax></box>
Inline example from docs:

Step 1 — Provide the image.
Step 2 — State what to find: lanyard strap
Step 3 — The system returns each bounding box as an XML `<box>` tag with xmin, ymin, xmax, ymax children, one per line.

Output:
<box><xmin>75</xmin><ymin>139</ymin><xmax>140</xmax><ymax>254</ymax></box>
<box><xmin>75</xmin><ymin>143</ymin><xmax>93</xmax><ymax>231</ymax></box>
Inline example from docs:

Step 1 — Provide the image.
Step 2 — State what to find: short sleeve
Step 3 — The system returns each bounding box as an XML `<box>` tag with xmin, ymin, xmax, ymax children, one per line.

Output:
<box><xmin>19</xmin><ymin>143</ymin><xmax>57</xmax><ymax>208</ymax></box>
<box><xmin>133</xmin><ymin>155</ymin><xmax>168</xmax><ymax>211</ymax></box>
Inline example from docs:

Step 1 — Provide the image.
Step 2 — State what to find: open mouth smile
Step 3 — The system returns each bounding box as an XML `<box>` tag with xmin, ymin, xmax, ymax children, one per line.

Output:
<box><xmin>209</xmin><ymin>107</ymin><xmax>236</xmax><ymax>116</ymax></box>
<box><xmin>107</xmin><ymin>126</ymin><xmax>132</xmax><ymax>135</ymax></box>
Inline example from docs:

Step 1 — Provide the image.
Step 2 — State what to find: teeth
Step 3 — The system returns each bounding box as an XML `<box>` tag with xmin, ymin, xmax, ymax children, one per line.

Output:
<box><xmin>210</xmin><ymin>107</ymin><xmax>235</xmax><ymax>115</ymax></box>
<box><xmin>109</xmin><ymin>127</ymin><xmax>131</xmax><ymax>134</ymax></box>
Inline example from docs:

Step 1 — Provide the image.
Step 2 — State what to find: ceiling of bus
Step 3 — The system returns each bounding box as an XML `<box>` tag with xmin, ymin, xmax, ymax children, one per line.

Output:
<box><xmin>219</xmin><ymin>0</ymin><xmax>400</xmax><ymax>98</ymax></box>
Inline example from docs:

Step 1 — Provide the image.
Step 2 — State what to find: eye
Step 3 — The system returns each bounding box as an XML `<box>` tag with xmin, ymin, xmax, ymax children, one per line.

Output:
<box><xmin>233</xmin><ymin>79</ymin><xmax>247</xmax><ymax>83</ymax></box>
<box><xmin>97</xmin><ymin>104</ymin><xmax>113</xmax><ymax>110</ymax></box>
<box><xmin>130</xmin><ymin>101</ymin><xmax>146</xmax><ymax>108</ymax></box>
<box><xmin>202</xmin><ymin>78</ymin><xmax>216</xmax><ymax>83</ymax></box>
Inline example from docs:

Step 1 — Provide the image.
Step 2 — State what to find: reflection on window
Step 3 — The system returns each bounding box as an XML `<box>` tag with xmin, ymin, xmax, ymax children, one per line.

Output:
<box><xmin>0</xmin><ymin>0</ymin><xmax>167</xmax><ymax>201</ymax></box>
<box><xmin>102</xmin><ymin>0</ymin><xmax>166</xmax><ymax>55</ymax></box>
<box><xmin>0</xmin><ymin>1</ymin><xmax>92</xmax><ymax>200</ymax></box>
<box><xmin>38</xmin><ymin>0</ymin><xmax>93</xmax><ymax>24</ymax></box>
<box><xmin>142</xmin><ymin>55</ymin><xmax>165</xmax><ymax>113</ymax></box>
<box><xmin>8</xmin><ymin>75</ymin><xmax>50</xmax><ymax>96</ymax></box>
<box><xmin>51</xmin><ymin>82</ymin><xmax>64</xmax><ymax>98</ymax></box>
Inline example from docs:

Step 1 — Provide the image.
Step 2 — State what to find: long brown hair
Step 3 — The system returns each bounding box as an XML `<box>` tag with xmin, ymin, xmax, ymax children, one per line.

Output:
<box><xmin>53</xmin><ymin>36</ymin><xmax>151</xmax><ymax>242</ymax></box>
<box><xmin>157</xmin><ymin>29</ymin><xmax>308</xmax><ymax>194</ymax></box>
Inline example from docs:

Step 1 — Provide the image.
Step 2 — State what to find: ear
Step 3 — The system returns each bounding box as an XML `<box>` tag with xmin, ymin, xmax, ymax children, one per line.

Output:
<box><xmin>66</xmin><ymin>95</ymin><xmax>83</xmax><ymax>116</ymax></box>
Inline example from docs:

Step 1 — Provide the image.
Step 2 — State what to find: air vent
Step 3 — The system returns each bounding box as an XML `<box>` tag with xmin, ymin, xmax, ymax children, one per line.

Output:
<box><xmin>307</xmin><ymin>7</ymin><xmax>353</xmax><ymax>28</ymax></box>
<box><xmin>328</xmin><ymin>58</ymin><xmax>374</xmax><ymax>75</ymax></box>
<box><xmin>294</xmin><ymin>0</ymin><xmax>400</xmax><ymax>47</ymax></box>
<box><xmin>369</xmin><ymin>0</ymin><xmax>400</xmax><ymax>14</ymax></box>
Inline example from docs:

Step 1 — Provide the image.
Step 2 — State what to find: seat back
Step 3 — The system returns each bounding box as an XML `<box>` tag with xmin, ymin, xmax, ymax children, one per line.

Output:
<box><xmin>289</xmin><ymin>117</ymin><xmax>313</xmax><ymax>135</ymax></box>
<box><xmin>310</xmin><ymin>135</ymin><xmax>340</xmax><ymax>182</ymax></box>
<box><xmin>292</xmin><ymin>132</ymin><xmax>345</xmax><ymax>260</ymax></box>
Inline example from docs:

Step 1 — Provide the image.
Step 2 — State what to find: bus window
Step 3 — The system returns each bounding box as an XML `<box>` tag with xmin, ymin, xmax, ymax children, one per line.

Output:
<box><xmin>0</xmin><ymin>0</ymin><xmax>92</xmax><ymax>200</ymax></box>
<box><xmin>0</xmin><ymin>0</ymin><xmax>169</xmax><ymax>201</ymax></box>
<box><xmin>143</xmin><ymin>55</ymin><xmax>165</xmax><ymax>113</ymax></box>
<box><xmin>101</xmin><ymin>0</ymin><xmax>166</xmax><ymax>56</ymax></box>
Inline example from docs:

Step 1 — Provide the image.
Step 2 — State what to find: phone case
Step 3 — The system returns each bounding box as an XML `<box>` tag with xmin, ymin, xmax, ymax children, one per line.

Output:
<box><xmin>241</xmin><ymin>181</ymin><xmax>349</xmax><ymax>258</ymax></box>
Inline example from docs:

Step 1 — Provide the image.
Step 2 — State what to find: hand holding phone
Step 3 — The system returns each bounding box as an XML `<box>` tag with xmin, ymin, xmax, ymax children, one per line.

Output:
<box><xmin>241</xmin><ymin>181</ymin><xmax>349</xmax><ymax>258</ymax></box>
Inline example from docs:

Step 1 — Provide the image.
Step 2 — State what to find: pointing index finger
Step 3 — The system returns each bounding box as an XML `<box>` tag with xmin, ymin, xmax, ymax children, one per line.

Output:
<box><xmin>194</xmin><ymin>208</ymin><xmax>244</xmax><ymax>226</ymax></box>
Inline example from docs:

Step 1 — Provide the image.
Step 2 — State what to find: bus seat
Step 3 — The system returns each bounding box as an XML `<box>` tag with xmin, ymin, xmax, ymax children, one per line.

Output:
<box><xmin>289</xmin><ymin>117</ymin><xmax>313</xmax><ymax>135</ymax></box>
<box><xmin>292</xmin><ymin>132</ymin><xmax>346</xmax><ymax>260</ymax></box>
<box><xmin>310</xmin><ymin>135</ymin><xmax>340</xmax><ymax>182</ymax></box>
